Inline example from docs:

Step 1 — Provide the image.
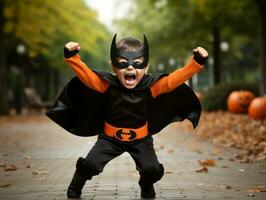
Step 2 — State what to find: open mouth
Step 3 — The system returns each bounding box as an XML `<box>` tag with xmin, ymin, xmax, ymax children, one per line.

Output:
<box><xmin>124</xmin><ymin>73</ymin><xmax>137</xmax><ymax>85</ymax></box>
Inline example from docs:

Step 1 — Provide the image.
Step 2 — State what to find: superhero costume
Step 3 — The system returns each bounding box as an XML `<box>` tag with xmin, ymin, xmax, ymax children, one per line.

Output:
<box><xmin>46</xmin><ymin>34</ymin><xmax>205</xmax><ymax>198</ymax></box>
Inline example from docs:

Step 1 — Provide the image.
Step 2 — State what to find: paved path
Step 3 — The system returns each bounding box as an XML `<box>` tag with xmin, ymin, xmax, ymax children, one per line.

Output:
<box><xmin>0</xmin><ymin>116</ymin><xmax>266</xmax><ymax>200</ymax></box>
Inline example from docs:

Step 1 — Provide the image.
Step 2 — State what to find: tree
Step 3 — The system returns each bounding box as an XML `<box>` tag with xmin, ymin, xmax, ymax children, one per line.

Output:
<box><xmin>0</xmin><ymin>0</ymin><xmax>110</xmax><ymax>114</ymax></box>
<box><xmin>255</xmin><ymin>0</ymin><xmax>266</xmax><ymax>95</ymax></box>
<box><xmin>115</xmin><ymin>0</ymin><xmax>259</xmax><ymax>87</ymax></box>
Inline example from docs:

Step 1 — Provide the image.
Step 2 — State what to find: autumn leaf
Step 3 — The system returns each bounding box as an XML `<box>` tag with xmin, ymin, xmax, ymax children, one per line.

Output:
<box><xmin>196</xmin><ymin>166</ymin><xmax>208</xmax><ymax>173</ymax></box>
<box><xmin>4</xmin><ymin>164</ymin><xmax>17</xmax><ymax>171</ymax></box>
<box><xmin>0</xmin><ymin>162</ymin><xmax>6</xmax><ymax>167</ymax></box>
<box><xmin>32</xmin><ymin>170</ymin><xmax>49</xmax><ymax>175</ymax></box>
<box><xmin>198</xmin><ymin>159</ymin><xmax>216</xmax><ymax>167</ymax></box>
<box><xmin>248</xmin><ymin>186</ymin><xmax>266</xmax><ymax>193</ymax></box>
<box><xmin>0</xmin><ymin>183</ymin><xmax>11</xmax><ymax>187</ymax></box>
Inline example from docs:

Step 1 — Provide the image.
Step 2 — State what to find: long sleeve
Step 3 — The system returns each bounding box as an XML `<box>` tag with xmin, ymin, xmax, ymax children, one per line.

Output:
<box><xmin>65</xmin><ymin>55</ymin><xmax>109</xmax><ymax>93</ymax></box>
<box><xmin>150</xmin><ymin>57</ymin><xmax>203</xmax><ymax>98</ymax></box>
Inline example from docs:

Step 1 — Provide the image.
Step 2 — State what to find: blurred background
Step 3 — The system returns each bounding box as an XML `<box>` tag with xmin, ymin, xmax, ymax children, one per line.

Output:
<box><xmin>0</xmin><ymin>0</ymin><xmax>265</xmax><ymax>114</ymax></box>
<box><xmin>1</xmin><ymin>1</ymin><xmax>266</xmax><ymax>197</ymax></box>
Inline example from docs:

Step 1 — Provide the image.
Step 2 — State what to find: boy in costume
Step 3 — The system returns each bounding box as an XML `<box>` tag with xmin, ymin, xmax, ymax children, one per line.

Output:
<box><xmin>46</xmin><ymin>34</ymin><xmax>208</xmax><ymax>198</ymax></box>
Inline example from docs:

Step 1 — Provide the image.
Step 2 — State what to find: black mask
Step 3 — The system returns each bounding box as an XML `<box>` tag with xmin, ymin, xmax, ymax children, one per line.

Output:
<box><xmin>110</xmin><ymin>34</ymin><xmax>149</xmax><ymax>69</ymax></box>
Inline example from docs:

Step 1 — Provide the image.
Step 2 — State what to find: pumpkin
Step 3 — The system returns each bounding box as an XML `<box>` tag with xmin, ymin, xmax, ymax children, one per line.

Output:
<box><xmin>227</xmin><ymin>91</ymin><xmax>255</xmax><ymax>113</ymax></box>
<box><xmin>248</xmin><ymin>97</ymin><xmax>266</xmax><ymax>120</ymax></box>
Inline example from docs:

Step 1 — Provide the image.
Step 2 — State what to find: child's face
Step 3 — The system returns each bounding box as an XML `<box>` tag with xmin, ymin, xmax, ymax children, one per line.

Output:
<box><xmin>113</xmin><ymin>56</ymin><xmax>148</xmax><ymax>89</ymax></box>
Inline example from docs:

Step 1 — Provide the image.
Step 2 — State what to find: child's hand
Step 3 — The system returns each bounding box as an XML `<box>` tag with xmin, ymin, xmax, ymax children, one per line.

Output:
<box><xmin>193</xmin><ymin>47</ymin><xmax>208</xmax><ymax>65</ymax></box>
<box><xmin>65</xmin><ymin>42</ymin><xmax>81</xmax><ymax>52</ymax></box>
<box><xmin>193</xmin><ymin>47</ymin><xmax>208</xmax><ymax>58</ymax></box>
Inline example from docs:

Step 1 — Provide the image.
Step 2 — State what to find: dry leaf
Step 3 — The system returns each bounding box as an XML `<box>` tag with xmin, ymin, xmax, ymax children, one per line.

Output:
<box><xmin>32</xmin><ymin>170</ymin><xmax>49</xmax><ymax>175</ymax></box>
<box><xmin>174</xmin><ymin>111</ymin><xmax>266</xmax><ymax>161</ymax></box>
<box><xmin>165</xmin><ymin>171</ymin><xmax>173</xmax><ymax>174</ymax></box>
<box><xmin>4</xmin><ymin>164</ymin><xmax>17</xmax><ymax>171</ymax></box>
<box><xmin>251</xmin><ymin>186</ymin><xmax>266</xmax><ymax>192</ymax></box>
<box><xmin>247</xmin><ymin>193</ymin><xmax>255</xmax><ymax>197</ymax></box>
<box><xmin>196</xmin><ymin>166</ymin><xmax>208</xmax><ymax>173</ymax></box>
<box><xmin>198</xmin><ymin>159</ymin><xmax>216</xmax><ymax>167</ymax></box>
<box><xmin>0</xmin><ymin>183</ymin><xmax>11</xmax><ymax>187</ymax></box>
<box><xmin>238</xmin><ymin>169</ymin><xmax>245</xmax><ymax>172</ymax></box>
<box><xmin>0</xmin><ymin>162</ymin><xmax>5</xmax><ymax>167</ymax></box>
<box><xmin>26</xmin><ymin>164</ymin><xmax>33</xmax><ymax>168</ymax></box>
<box><xmin>221</xmin><ymin>165</ymin><xmax>229</xmax><ymax>168</ymax></box>
<box><xmin>220</xmin><ymin>184</ymin><xmax>232</xmax><ymax>190</ymax></box>
<box><xmin>23</xmin><ymin>155</ymin><xmax>31</xmax><ymax>160</ymax></box>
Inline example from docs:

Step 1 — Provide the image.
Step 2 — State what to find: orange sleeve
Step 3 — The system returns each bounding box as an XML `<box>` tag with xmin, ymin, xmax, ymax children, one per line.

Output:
<box><xmin>150</xmin><ymin>57</ymin><xmax>203</xmax><ymax>98</ymax></box>
<box><xmin>65</xmin><ymin>55</ymin><xmax>109</xmax><ymax>93</ymax></box>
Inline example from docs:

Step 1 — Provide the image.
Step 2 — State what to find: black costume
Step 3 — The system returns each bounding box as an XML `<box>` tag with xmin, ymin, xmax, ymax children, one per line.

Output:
<box><xmin>46</xmin><ymin>34</ymin><xmax>204</xmax><ymax>198</ymax></box>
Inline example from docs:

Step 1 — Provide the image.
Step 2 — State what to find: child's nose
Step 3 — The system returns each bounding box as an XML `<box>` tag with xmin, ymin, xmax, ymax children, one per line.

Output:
<box><xmin>127</xmin><ymin>65</ymin><xmax>134</xmax><ymax>70</ymax></box>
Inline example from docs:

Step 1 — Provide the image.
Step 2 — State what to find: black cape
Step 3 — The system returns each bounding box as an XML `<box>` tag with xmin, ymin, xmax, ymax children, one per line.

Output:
<box><xmin>46</xmin><ymin>71</ymin><xmax>201</xmax><ymax>137</ymax></box>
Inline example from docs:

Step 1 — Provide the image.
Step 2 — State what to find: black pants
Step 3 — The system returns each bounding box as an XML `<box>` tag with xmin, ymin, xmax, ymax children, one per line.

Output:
<box><xmin>75</xmin><ymin>137</ymin><xmax>164</xmax><ymax>185</ymax></box>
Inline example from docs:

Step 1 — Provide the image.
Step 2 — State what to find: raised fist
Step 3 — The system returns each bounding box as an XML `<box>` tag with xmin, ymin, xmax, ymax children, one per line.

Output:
<box><xmin>193</xmin><ymin>47</ymin><xmax>208</xmax><ymax>65</ymax></box>
<box><xmin>193</xmin><ymin>47</ymin><xmax>208</xmax><ymax>58</ymax></box>
<box><xmin>65</xmin><ymin>41</ymin><xmax>81</xmax><ymax>52</ymax></box>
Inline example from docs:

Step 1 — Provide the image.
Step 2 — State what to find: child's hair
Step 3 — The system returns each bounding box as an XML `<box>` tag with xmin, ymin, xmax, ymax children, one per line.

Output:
<box><xmin>116</xmin><ymin>37</ymin><xmax>143</xmax><ymax>52</ymax></box>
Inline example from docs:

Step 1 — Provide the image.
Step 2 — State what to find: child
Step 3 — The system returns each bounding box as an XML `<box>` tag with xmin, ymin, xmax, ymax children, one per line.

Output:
<box><xmin>46</xmin><ymin>34</ymin><xmax>208</xmax><ymax>199</ymax></box>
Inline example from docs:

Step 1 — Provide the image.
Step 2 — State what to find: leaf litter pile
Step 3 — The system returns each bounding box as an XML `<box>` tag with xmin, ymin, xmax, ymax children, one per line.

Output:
<box><xmin>175</xmin><ymin>111</ymin><xmax>266</xmax><ymax>161</ymax></box>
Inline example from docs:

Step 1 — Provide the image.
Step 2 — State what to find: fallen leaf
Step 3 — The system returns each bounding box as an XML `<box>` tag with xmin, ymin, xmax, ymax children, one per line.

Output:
<box><xmin>26</xmin><ymin>164</ymin><xmax>33</xmax><ymax>168</ymax></box>
<box><xmin>240</xmin><ymin>158</ymin><xmax>252</xmax><ymax>164</ymax></box>
<box><xmin>0</xmin><ymin>162</ymin><xmax>5</xmax><ymax>167</ymax></box>
<box><xmin>221</xmin><ymin>165</ymin><xmax>229</xmax><ymax>168</ymax></box>
<box><xmin>253</xmin><ymin>186</ymin><xmax>266</xmax><ymax>192</ymax></box>
<box><xmin>23</xmin><ymin>155</ymin><xmax>31</xmax><ymax>160</ymax></box>
<box><xmin>196</xmin><ymin>166</ymin><xmax>208</xmax><ymax>173</ymax></box>
<box><xmin>0</xmin><ymin>183</ymin><xmax>11</xmax><ymax>187</ymax></box>
<box><xmin>198</xmin><ymin>159</ymin><xmax>216</xmax><ymax>167</ymax></box>
<box><xmin>220</xmin><ymin>184</ymin><xmax>232</xmax><ymax>190</ymax></box>
<box><xmin>165</xmin><ymin>171</ymin><xmax>173</xmax><ymax>174</ymax></box>
<box><xmin>4</xmin><ymin>164</ymin><xmax>17</xmax><ymax>171</ymax></box>
<box><xmin>32</xmin><ymin>170</ymin><xmax>49</xmax><ymax>175</ymax></box>
<box><xmin>247</xmin><ymin>193</ymin><xmax>255</xmax><ymax>197</ymax></box>
<box><xmin>238</xmin><ymin>169</ymin><xmax>245</xmax><ymax>172</ymax></box>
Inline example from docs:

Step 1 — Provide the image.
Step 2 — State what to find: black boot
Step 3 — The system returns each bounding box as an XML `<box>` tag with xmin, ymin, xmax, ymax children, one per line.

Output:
<box><xmin>139</xmin><ymin>181</ymin><xmax>156</xmax><ymax>198</ymax></box>
<box><xmin>67</xmin><ymin>171</ymin><xmax>87</xmax><ymax>198</ymax></box>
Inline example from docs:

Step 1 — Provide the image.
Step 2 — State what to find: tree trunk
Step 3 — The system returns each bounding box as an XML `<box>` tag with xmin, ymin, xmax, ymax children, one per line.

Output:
<box><xmin>213</xmin><ymin>24</ymin><xmax>221</xmax><ymax>85</ymax></box>
<box><xmin>256</xmin><ymin>0</ymin><xmax>266</xmax><ymax>95</ymax></box>
<box><xmin>0</xmin><ymin>0</ymin><xmax>9</xmax><ymax>114</ymax></box>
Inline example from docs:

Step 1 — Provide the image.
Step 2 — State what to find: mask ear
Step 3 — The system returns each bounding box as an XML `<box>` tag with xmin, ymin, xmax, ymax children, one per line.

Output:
<box><xmin>110</xmin><ymin>33</ymin><xmax>118</xmax><ymax>65</ymax></box>
<box><xmin>143</xmin><ymin>34</ymin><xmax>149</xmax><ymax>59</ymax></box>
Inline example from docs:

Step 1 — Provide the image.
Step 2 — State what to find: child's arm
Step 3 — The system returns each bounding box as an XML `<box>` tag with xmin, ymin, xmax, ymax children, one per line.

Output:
<box><xmin>64</xmin><ymin>42</ymin><xmax>109</xmax><ymax>93</ymax></box>
<box><xmin>150</xmin><ymin>47</ymin><xmax>208</xmax><ymax>98</ymax></box>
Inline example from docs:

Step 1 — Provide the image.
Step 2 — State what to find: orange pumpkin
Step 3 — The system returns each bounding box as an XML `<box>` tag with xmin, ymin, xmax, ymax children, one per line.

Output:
<box><xmin>227</xmin><ymin>91</ymin><xmax>255</xmax><ymax>113</ymax></box>
<box><xmin>248</xmin><ymin>97</ymin><xmax>266</xmax><ymax>120</ymax></box>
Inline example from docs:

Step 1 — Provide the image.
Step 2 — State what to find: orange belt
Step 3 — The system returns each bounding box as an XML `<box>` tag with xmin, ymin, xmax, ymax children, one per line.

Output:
<box><xmin>104</xmin><ymin>122</ymin><xmax>148</xmax><ymax>142</ymax></box>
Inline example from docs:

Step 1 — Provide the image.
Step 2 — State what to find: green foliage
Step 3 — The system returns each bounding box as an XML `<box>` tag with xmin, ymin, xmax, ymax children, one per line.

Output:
<box><xmin>202</xmin><ymin>82</ymin><xmax>259</xmax><ymax>111</ymax></box>
<box><xmin>115</xmin><ymin>0</ymin><xmax>259</xmax><ymax>81</ymax></box>
<box><xmin>3</xmin><ymin>0</ymin><xmax>110</xmax><ymax>71</ymax></box>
